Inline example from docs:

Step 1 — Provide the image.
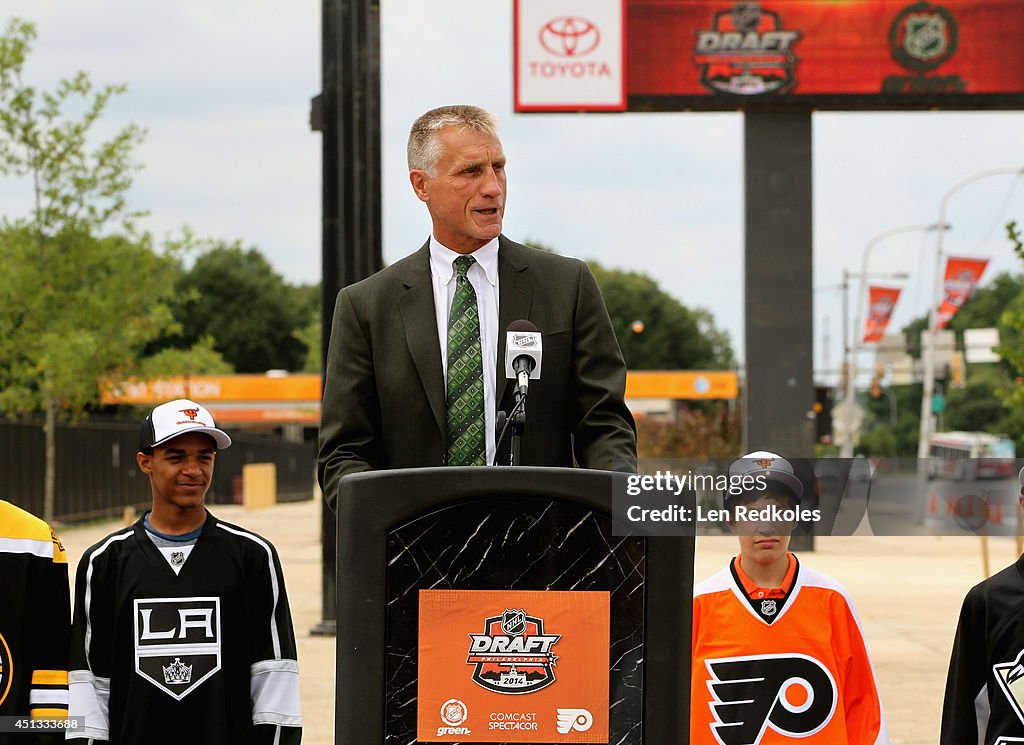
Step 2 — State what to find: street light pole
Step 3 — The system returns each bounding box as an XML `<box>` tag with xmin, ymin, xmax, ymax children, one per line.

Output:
<box><xmin>839</xmin><ymin>223</ymin><xmax>930</xmax><ymax>457</ymax></box>
<box><xmin>917</xmin><ymin>167</ymin><xmax>1024</xmax><ymax>461</ymax></box>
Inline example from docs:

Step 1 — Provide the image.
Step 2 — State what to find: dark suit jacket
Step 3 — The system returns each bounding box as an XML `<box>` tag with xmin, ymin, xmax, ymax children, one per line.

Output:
<box><xmin>317</xmin><ymin>236</ymin><xmax>637</xmax><ymax>508</ymax></box>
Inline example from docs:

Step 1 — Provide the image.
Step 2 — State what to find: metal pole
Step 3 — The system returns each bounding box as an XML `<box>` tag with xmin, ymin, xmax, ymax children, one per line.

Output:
<box><xmin>840</xmin><ymin>269</ymin><xmax>849</xmax><ymax>453</ymax></box>
<box><xmin>917</xmin><ymin>167</ymin><xmax>1024</xmax><ymax>462</ymax></box>
<box><xmin>743</xmin><ymin>110</ymin><xmax>814</xmax><ymax>458</ymax></box>
<box><xmin>841</xmin><ymin>224</ymin><xmax>940</xmax><ymax>458</ymax></box>
<box><xmin>310</xmin><ymin>0</ymin><xmax>383</xmax><ymax>637</ymax></box>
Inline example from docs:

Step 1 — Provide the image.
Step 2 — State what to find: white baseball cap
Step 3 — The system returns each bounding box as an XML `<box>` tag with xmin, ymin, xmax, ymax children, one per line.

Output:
<box><xmin>138</xmin><ymin>399</ymin><xmax>232</xmax><ymax>453</ymax></box>
<box><xmin>728</xmin><ymin>450</ymin><xmax>804</xmax><ymax>501</ymax></box>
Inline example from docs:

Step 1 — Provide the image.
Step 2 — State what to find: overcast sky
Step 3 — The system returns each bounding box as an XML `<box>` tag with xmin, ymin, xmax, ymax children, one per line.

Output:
<box><xmin>3</xmin><ymin>1</ymin><xmax>1023</xmax><ymax>386</ymax></box>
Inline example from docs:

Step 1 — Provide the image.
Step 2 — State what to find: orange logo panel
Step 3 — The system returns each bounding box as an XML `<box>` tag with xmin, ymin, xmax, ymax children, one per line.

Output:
<box><xmin>417</xmin><ymin>589</ymin><xmax>610</xmax><ymax>742</ymax></box>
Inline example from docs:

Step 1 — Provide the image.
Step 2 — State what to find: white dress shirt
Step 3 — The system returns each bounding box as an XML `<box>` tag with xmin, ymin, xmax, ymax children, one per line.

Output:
<box><xmin>429</xmin><ymin>236</ymin><xmax>500</xmax><ymax>465</ymax></box>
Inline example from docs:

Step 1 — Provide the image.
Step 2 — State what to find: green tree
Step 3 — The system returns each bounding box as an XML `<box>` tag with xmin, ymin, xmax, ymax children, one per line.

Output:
<box><xmin>998</xmin><ymin>220</ymin><xmax>1024</xmax><ymax>446</ymax></box>
<box><xmin>951</xmin><ymin>272</ymin><xmax>1024</xmax><ymax>335</ymax></box>
<box><xmin>165</xmin><ymin>242</ymin><xmax>313</xmax><ymax>372</ymax></box>
<box><xmin>523</xmin><ymin>240</ymin><xmax>735</xmax><ymax>369</ymax></box>
<box><xmin>893</xmin><ymin>271</ymin><xmax>1024</xmax><ymax>453</ymax></box>
<box><xmin>856</xmin><ymin>383</ymin><xmax>921</xmax><ymax>457</ymax></box>
<box><xmin>589</xmin><ymin>263</ymin><xmax>735</xmax><ymax>370</ymax></box>
<box><xmin>134</xmin><ymin>336</ymin><xmax>234</xmax><ymax>379</ymax></box>
<box><xmin>293</xmin><ymin>313</ymin><xmax>321</xmax><ymax>373</ymax></box>
<box><xmin>0</xmin><ymin>19</ymin><xmax>163</xmax><ymax>520</ymax></box>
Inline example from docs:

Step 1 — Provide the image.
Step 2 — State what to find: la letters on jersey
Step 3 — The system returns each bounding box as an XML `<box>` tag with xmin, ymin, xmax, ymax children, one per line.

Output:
<box><xmin>134</xmin><ymin>597</ymin><xmax>221</xmax><ymax>701</ymax></box>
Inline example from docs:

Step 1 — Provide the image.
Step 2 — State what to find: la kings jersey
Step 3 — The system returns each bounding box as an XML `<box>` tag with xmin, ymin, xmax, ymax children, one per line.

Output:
<box><xmin>691</xmin><ymin>556</ymin><xmax>888</xmax><ymax>745</ymax></box>
<box><xmin>941</xmin><ymin>554</ymin><xmax>1024</xmax><ymax>745</ymax></box>
<box><xmin>0</xmin><ymin>500</ymin><xmax>70</xmax><ymax>745</ymax></box>
<box><xmin>67</xmin><ymin>512</ymin><xmax>302</xmax><ymax>744</ymax></box>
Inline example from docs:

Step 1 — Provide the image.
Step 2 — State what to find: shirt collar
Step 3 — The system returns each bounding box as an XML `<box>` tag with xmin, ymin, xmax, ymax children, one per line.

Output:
<box><xmin>429</xmin><ymin>236</ymin><xmax>500</xmax><ymax>287</ymax></box>
<box><xmin>734</xmin><ymin>552</ymin><xmax>798</xmax><ymax>599</ymax></box>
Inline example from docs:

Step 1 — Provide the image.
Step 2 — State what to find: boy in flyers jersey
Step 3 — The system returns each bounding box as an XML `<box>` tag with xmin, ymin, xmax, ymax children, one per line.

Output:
<box><xmin>66</xmin><ymin>399</ymin><xmax>302</xmax><ymax>744</ymax></box>
<box><xmin>940</xmin><ymin>466</ymin><xmax>1024</xmax><ymax>744</ymax></box>
<box><xmin>690</xmin><ymin>451</ymin><xmax>888</xmax><ymax>745</ymax></box>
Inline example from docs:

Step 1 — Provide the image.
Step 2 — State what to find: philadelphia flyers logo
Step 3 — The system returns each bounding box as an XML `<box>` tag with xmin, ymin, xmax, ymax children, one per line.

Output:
<box><xmin>705</xmin><ymin>653</ymin><xmax>837</xmax><ymax>745</ymax></box>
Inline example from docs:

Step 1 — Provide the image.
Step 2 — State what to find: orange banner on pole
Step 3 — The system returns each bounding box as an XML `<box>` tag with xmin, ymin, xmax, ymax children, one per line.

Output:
<box><xmin>862</xmin><ymin>286</ymin><xmax>902</xmax><ymax>343</ymax></box>
<box><xmin>937</xmin><ymin>256</ymin><xmax>989</xmax><ymax>328</ymax></box>
<box><xmin>417</xmin><ymin>589</ymin><xmax>610</xmax><ymax>742</ymax></box>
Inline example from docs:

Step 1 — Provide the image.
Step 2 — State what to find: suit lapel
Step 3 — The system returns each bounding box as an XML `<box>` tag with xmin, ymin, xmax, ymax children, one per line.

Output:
<box><xmin>496</xmin><ymin>237</ymin><xmax>534</xmax><ymax>406</ymax></box>
<box><xmin>399</xmin><ymin>242</ymin><xmax>446</xmax><ymax>437</ymax></box>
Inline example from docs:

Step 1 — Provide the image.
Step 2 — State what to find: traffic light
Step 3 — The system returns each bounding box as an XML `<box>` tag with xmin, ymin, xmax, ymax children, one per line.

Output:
<box><xmin>814</xmin><ymin>386</ymin><xmax>832</xmax><ymax>443</ymax></box>
<box><xmin>870</xmin><ymin>362</ymin><xmax>883</xmax><ymax>398</ymax></box>
<box><xmin>950</xmin><ymin>351</ymin><xmax>965</xmax><ymax>386</ymax></box>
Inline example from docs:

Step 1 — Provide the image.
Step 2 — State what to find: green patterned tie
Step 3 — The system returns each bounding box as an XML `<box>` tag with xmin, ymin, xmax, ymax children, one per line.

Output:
<box><xmin>446</xmin><ymin>255</ymin><xmax>486</xmax><ymax>466</ymax></box>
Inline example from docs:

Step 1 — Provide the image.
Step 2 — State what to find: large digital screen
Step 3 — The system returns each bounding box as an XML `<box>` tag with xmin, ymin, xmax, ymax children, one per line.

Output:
<box><xmin>627</xmin><ymin>0</ymin><xmax>1024</xmax><ymax>110</ymax></box>
<box><xmin>515</xmin><ymin>1</ymin><xmax>1024</xmax><ymax>111</ymax></box>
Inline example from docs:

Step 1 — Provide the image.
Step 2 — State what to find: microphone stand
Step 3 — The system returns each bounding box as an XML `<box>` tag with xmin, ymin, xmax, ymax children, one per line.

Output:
<box><xmin>508</xmin><ymin>386</ymin><xmax>527</xmax><ymax>466</ymax></box>
<box><xmin>493</xmin><ymin>391</ymin><xmax>527</xmax><ymax>467</ymax></box>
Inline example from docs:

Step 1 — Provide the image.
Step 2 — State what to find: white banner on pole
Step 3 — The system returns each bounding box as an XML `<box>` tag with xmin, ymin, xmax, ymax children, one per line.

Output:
<box><xmin>514</xmin><ymin>0</ymin><xmax>625</xmax><ymax>111</ymax></box>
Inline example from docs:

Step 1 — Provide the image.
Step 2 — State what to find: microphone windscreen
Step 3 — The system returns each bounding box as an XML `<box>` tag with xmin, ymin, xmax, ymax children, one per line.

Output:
<box><xmin>507</xmin><ymin>319</ymin><xmax>538</xmax><ymax>333</ymax></box>
<box><xmin>504</xmin><ymin>320</ymin><xmax>542</xmax><ymax>379</ymax></box>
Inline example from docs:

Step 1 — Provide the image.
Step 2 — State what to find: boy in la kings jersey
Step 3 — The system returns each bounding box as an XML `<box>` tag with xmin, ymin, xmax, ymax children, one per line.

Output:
<box><xmin>67</xmin><ymin>399</ymin><xmax>302</xmax><ymax>744</ymax></box>
<box><xmin>690</xmin><ymin>451</ymin><xmax>888</xmax><ymax>745</ymax></box>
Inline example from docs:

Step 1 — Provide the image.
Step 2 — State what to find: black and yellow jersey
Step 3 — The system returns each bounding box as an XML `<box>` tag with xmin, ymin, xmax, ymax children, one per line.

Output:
<box><xmin>0</xmin><ymin>500</ymin><xmax>71</xmax><ymax>744</ymax></box>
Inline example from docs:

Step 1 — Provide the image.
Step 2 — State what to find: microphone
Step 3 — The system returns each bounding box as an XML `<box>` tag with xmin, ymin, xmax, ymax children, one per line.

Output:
<box><xmin>504</xmin><ymin>320</ymin><xmax>542</xmax><ymax>397</ymax></box>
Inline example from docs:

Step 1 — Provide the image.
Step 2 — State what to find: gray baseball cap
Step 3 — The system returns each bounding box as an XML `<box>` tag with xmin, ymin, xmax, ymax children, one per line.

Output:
<box><xmin>728</xmin><ymin>450</ymin><xmax>804</xmax><ymax>501</ymax></box>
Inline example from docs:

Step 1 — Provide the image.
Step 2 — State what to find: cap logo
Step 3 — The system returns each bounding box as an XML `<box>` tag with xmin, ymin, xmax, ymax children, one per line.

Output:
<box><xmin>755</xmin><ymin>458</ymin><xmax>775</xmax><ymax>469</ymax></box>
<box><xmin>180</xmin><ymin>408</ymin><xmax>200</xmax><ymax>421</ymax></box>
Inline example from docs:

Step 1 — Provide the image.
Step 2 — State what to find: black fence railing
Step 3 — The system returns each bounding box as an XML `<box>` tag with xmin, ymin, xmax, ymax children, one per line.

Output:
<box><xmin>0</xmin><ymin>419</ymin><xmax>314</xmax><ymax>523</ymax></box>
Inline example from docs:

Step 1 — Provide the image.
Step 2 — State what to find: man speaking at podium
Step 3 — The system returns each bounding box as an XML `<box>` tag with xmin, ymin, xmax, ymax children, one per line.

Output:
<box><xmin>318</xmin><ymin>104</ymin><xmax>636</xmax><ymax>509</ymax></box>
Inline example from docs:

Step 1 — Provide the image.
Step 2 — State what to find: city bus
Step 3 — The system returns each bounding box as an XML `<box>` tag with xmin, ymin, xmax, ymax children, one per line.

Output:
<box><xmin>927</xmin><ymin>431</ymin><xmax>1017</xmax><ymax>480</ymax></box>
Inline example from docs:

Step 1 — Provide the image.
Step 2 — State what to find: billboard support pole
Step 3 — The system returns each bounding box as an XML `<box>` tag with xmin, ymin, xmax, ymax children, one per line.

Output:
<box><xmin>743</xmin><ymin>110</ymin><xmax>816</xmax><ymax>548</ymax></box>
<box><xmin>310</xmin><ymin>0</ymin><xmax>383</xmax><ymax>636</ymax></box>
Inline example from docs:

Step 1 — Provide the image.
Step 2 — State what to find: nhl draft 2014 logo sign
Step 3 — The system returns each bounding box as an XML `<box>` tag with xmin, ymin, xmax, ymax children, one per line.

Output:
<box><xmin>134</xmin><ymin>597</ymin><xmax>221</xmax><ymax>700</ymax></box>
<box><xmin>693</xmin><ymin>2</ymin><xmax>802</xmax><ymax>96</ymax></box>
<box><xmin>466</xmin><ymin>609</ymin><xmax>560</xmax><ymax>694</ymax></box>
<box><xmin>705</xmin><ymin>653</ymin><xmax>837</xmax><ymax>745</ymax></box>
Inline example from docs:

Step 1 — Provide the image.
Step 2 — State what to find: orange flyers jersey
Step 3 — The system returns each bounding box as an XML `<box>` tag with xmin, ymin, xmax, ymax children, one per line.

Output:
<box><xmin>691</xmin><ymin>557</ymin><xmax>888</xmax><ymax>745</ymax></box>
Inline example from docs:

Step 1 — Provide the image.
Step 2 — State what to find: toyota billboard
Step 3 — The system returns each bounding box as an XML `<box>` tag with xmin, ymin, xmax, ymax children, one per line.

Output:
<box><xmin>515</xmin><ymin>0</ymin><xmax>1024</xmax><ymax>111</ymax></box>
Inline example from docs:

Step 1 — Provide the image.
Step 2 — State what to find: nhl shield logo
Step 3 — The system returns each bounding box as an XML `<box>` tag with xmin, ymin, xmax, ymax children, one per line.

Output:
<box><xmin>134</xmin><ymin>597</ymin><xmax>221</xmax><ymax>700</ymax></box>
<box><xmin>888</xmin><ymin>2</ymin><xmax>958</xmax><ymax>72</ymax></box>
<box><xmin>467</xmin><ymin>609</ymin><xmax>561</xmax><ymax>694</ymax></box>
<box><xmin>761</xmin><ymin>599</ymin><xmax>778</xmax><ymax>617</ymax></box>
<box><xmin>732</xmin><ymin>2</ymin><xmax>762</xmax><ymax>33</ymax></box>
<box><xmin>501</xmin><ymin>609</ymin><xmax>527</xmax><ymax>635</ymax></box>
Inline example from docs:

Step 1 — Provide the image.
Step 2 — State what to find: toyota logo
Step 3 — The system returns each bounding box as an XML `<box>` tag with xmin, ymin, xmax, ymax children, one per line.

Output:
<box><xmin>539</xmin><ymin>16</ymin><xmax>600</xmax><ymax>58</ymax></box>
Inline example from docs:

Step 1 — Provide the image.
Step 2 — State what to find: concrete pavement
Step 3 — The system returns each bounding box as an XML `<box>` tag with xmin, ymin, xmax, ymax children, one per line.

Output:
<box><xmin>58</xmin><ymin>499</ymin><xmax>1007</xmax><ymax>745</ymax></box>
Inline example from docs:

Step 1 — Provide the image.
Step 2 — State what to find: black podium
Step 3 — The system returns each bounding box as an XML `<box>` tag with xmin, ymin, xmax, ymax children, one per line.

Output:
<box><xmin>335</xmin><ymin>467</ymin><xmax>693</xmax><ymax>744</ymax></box>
